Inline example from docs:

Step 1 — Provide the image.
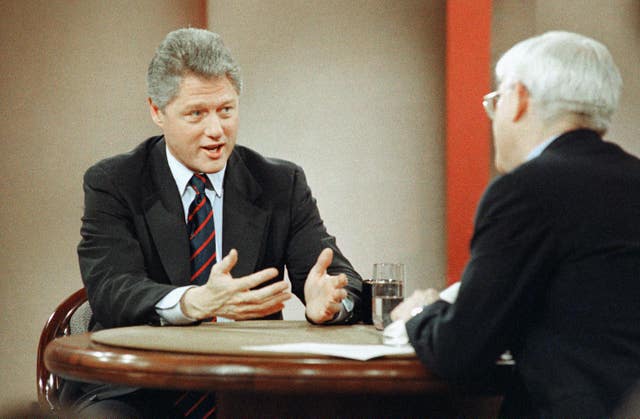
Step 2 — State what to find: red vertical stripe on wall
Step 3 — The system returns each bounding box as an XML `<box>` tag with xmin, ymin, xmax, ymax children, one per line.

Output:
<box><xmin>445</xmin><ymin>0</ymin><xmax>493</xmax><ymax>284</ymax></box>
<box><xmin>200</xmin><ymin>0</ymin><xmax>208</xmax><ymax>28</ymax></box>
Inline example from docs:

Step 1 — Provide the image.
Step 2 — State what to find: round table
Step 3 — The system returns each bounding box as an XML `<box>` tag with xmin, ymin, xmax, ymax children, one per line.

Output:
<box><xmin>45</xmin><ymin>322</ymin><xmax>504</xmax><ymax>417</ymax></box>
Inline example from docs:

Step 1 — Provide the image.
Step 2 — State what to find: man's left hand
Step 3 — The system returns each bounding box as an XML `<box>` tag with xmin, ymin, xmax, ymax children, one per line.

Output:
<box><xmin>391</xmin><ymin>289</ymin><xmax>440</xmax><ymax>322</ymax></box>
<box><xmin>304</xmin><ymin>248</ymin><xmax>348</xmax><ymax>323</ymax></box>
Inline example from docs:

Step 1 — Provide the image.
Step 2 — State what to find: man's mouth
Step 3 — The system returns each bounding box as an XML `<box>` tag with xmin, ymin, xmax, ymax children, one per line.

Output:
<box><xmin>203</xmin><ymin>143</ymin><xmax>224</xmax><ymax>158</ymax></box>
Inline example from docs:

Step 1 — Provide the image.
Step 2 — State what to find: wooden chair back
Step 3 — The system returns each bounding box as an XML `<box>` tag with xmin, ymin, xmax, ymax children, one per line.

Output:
<box><xmin>36</xmin><ymin>288</ymin><xmax>90</xmax><ymax>411</ymax></box>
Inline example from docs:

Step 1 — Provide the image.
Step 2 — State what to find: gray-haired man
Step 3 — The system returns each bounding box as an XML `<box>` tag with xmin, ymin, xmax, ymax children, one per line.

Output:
<box><xmin>393</xmin><ymin>31</ymin><xmax>640</xmax><ymax>417</ymax></box>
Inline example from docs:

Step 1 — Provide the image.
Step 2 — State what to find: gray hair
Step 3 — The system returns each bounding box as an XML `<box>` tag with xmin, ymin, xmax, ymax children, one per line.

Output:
<box><xmin>147</xmin><ymin>28</ymin><xmax>242</xmax><ymax>110</ymax></box>
<box><xmin>495</xmin><ymin>31</ymin><xmax>622</xmax><ymax>132</ymax></box>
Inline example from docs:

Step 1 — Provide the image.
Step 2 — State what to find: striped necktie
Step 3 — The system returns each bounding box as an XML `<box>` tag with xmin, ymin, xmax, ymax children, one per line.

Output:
<box><xmin>175</xmin><ymin>173</ymin><xmax>218</xmax><ymax>418</ymax></box>
<box><xmin>187</xmin><ymin>173</ymin><xmax>216</xmax><ymax>285</ymax></box>
<box><xmin>174</xmin><ymin>391</ymin><xmax>217</xmax><ymax>419</ymax></box>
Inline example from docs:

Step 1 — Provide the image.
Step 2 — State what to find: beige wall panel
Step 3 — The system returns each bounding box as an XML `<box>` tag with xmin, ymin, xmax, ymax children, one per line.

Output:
<box><xmin>0</xmin><ymin>0</ymin><xmax>205</xmax><ymax>411</ymax></box>
<box><xmin>208</xmin><ymin>0</ymin><xmax>447</xmax><ymax>300</ymax></box>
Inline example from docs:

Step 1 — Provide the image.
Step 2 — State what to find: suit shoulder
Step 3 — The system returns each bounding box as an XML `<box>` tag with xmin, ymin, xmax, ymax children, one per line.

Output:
<box><xmin>84</xmin><ymin>136</ymin><xmax>163</xmax><ymax>183</ymax></box>
<box><xmin>491</xmin><ymin>153</ymin><xmax>561</xmax><ymax>198</ymax></box>
<box><xmin>479</xmin><ymin>166</ymin><xmax>548</xmax><ymax>219</ymax></box>
<box><xmin>234</xmin><ymin>145</ymin><xmax>300</xmax><ymax>172</ymax></box>
<box><xmin>233</xmin><ymin>145</ymin><xmax>304</xmax><ymax>188</ymax></box>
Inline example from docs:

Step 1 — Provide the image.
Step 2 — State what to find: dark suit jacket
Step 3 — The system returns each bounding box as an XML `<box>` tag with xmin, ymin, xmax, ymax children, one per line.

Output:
<box><xmin>78</xmin><ymin>136</ymin><xmax>362</xmax><ymax>329</ymax></box>
<box><xmin>406</xmin><ymin>129</ymin><xmax>640</xmax><ymax>417</ymax></box>
<box><xmin>64</xmin><ymin>136</ymin><xmax>364</xmax><ymax>408</ymax></box>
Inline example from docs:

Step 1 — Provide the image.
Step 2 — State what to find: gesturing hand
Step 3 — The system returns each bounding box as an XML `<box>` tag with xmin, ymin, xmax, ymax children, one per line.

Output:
<box><xmin>304</xmin><ymin>248</ymin><xmax>349</xmax><ymax>324</ymax></box>
<box><xmin>181</xmin><ymin>249</ymin><xmax>291</xmax><ymax>320</ymax></box>
<box><xmin>390</xmin><ymin>288</ymin><xmax>440</xmax><ymax>322</ymax></box>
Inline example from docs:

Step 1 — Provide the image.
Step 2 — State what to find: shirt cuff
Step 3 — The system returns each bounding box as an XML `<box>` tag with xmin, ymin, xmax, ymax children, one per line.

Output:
<box><xmin>155</xmin><ymin>286</ymin><xmax>198</xmax><ymax>325</ymax></box>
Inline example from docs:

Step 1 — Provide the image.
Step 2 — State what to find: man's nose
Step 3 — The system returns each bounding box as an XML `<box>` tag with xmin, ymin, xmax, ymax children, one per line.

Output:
<box><xmin>204</xmin><ymin>114</ymin><xmax>223</xmax><ymax>138</ymax></box>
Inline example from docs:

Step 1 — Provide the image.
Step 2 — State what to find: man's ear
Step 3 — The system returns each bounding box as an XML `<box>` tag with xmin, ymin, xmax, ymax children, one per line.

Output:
<box><xmin>148</xmin><ymin>98</ymin><xmax>163</xmax><ymax>127</ymax></box>
<box><xmin>513</xmin><ymin>82</ymin><xmax>530</xmax><ymax>122</ymax></box>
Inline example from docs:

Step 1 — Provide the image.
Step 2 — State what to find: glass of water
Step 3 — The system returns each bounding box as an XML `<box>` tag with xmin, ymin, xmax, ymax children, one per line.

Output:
<box><xmin>371</xmin><ymin>263</ymin><xmax>405</xmax><ymax>330</ymax></box>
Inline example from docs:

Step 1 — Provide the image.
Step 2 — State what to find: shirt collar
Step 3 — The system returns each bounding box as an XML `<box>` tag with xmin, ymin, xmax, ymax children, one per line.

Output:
<box><xmin>526</xmin><ymin>135</ymin><xmax>560</xmax><ymax>162</ymax></box>
<box><xmin>165</xmin><ymin>145</ymin><xmax>225</xmax><ymax>197</ymax></box>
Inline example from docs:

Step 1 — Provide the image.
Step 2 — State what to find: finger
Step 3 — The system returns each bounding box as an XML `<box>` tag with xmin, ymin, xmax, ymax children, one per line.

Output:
<box><xmin>424</xmin><ymin>288</ymin><xmax>440</xmax><ymax>304</ymax></box>
<box><xmin>260</xmin><ymin>291</ymin><xmax>292</xmax><ymax>307</ymax></box>
<box><xmin>241</xmin><ymin>290</ymin><xmax>292</xmax><ymax>309</ymax></box>
<box><xmin>327</xmin><ymin>300</ymin><xmax>342</xmax><ymax>314</ymax></box>
<box><xmin>234</xmin><ymin>267</ymin><xmax>279</xmax><ymax>291</ymax></box>
<box><xmin>407</xmin><ymin>292</ymin><xmax>425</xmax><ymax>305</ymax></box>
<box><xmin>241</xmin><ymin>302</ymin><xmax>287</xmax><ymax>319</ymax></box>
<box><xmin>311</xmin><ymin>248</ymin><xmax>333</xmax><ymax>275</ymax></box>
<box><xmin>330</xmin><ymin>273</ymin><xmax>347</xmax><ymax>288</ymax></box>
<box><xmin>406</xmin><ymin>290</ymin><xmax>429</xmax><ymax>307</ymax></box>
<box><xmin>331</xmin><ymin>288</ymin><xmax>347</xmax><ymax>303</ymax></box>
<box><xmin>391</xmin><ymin>299</ymin><xmax>414</xmax><ymax>321</ymax></box>
<box><xmin>236</xmin><ymin>281</ymin><xmax>291</xmax><ymax>303</ymax></box>
<box><xmin>390</xmin><ymin>301</ymin><xmax>406</xmax><ymax>321</ymax></box>
<box><xmin>232</xmin><ymin>293</ymin><xmax>292</xmax><ymax>319</ymax></box>
<box><xmin>235</xmin><ymin>303</ymin><xmax>285</xmax><ymax>320</ymax></box>
<box><xmin>210</xmin><ymin>248</ymin><xmax>238</xmax><ymax>276</ymax></box>
<box><xmin>409</xmin><ymin>289</ymin><xmax>425</xmax><ymax>300</ymax></box>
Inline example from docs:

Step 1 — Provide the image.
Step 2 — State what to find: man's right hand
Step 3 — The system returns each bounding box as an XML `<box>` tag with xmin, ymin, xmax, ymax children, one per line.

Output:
<box><xmin>180</xmin><ymin>249</ymin><xmax>291</xmax><ymax>320</ymax></box>
<box><xmin>390</xmin><ymin>288</ymin><xmax>440</xmax><ymax>322</ymax></box>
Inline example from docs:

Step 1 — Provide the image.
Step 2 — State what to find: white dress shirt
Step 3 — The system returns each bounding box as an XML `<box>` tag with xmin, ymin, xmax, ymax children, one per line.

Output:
<box><xmin>526</xmin><ymin>135</ymin><xmax>559</xmax><ymax>162</ymax></box>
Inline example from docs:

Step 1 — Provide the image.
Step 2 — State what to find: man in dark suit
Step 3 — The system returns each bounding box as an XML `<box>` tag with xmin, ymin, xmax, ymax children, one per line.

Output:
<box><xmin>67</xmin><ymin>28</ymin><xmax>363</xmax><ymax>417</ymax></box>
<box><xmin>392</xmin><ymin>31</ymin><xmax>640</xmax><ymax>417</ymax></box>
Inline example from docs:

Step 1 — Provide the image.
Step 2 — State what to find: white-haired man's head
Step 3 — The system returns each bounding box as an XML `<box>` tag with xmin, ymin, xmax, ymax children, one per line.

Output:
<box><xmin>495</xmin><ymin>31</ymin><xmax>622</xmax><ymax>133</ymax></box>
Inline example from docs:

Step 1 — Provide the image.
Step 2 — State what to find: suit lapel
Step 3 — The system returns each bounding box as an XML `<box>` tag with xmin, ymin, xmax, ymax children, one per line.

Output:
<box><xmin>143</xmin><ymin>139</ymin><xmax>191</xmax><ymax>286</ymax></box>
<box><xmin>223</xmin><ymin>150</ymin><xmax>270</xmax><ymax>277</ymax></box>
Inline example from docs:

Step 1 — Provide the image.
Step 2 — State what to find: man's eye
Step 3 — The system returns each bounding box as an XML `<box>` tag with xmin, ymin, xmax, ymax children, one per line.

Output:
<box><xmin>220</xmin><ymin>106</ymin><xmax>235</xmax><ymax>116</ymax></box>
<box><xmin>186</xmin><ymin>110</ymin><xmax>206</xmax><ymax>121</ymax></box>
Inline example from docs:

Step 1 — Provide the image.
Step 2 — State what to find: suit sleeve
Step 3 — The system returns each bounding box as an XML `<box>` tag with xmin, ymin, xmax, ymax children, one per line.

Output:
<box><xmin>406</xmin><ymin>173</ymin><xmax>557</xmax><ymax>380</ymax></box>
<box><xmin>284</xmin><ymin>166</ymin><xmax>363</xmax><ymax>323</ymax></box>
<box><xmin>78</xmin><ymin>164</ymin><xmax>175</xmax><ymax>328</ymax></box>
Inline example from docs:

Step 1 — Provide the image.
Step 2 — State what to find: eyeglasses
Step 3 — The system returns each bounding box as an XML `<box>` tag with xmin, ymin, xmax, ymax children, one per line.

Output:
<box><xmin>482</xmin><ymin>91</ymin><xmax>500</xmax><ymax>119</ymax></box>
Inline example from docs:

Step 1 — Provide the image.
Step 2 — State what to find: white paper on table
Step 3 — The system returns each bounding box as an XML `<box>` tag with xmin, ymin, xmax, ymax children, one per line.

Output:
<box><xmin>241</xmin><ymin>342</ymin><xmax>415</xmax><ymax>361</ymax></box>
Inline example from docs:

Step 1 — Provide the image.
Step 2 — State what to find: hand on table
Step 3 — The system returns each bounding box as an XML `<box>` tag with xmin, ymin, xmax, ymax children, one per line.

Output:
<box><xmin>304</xmin><ymin>248</ymin><xmax>349</xmax><ymax>324</ymax></box>
<box><xmin>181</xmin><ymin>249</ymin><xmax>292</xmax><ymax>320</ymax></box>
<box><xmin>390</xmin><ymin>288</ymin><xmax>440</xmax><ymax>322</ymax></box>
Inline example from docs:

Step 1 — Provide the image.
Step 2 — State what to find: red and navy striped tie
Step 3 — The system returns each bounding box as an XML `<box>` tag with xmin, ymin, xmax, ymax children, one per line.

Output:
<box><xmin>175</xmin><ymin>173</ymin><xmax>217</xmax><ymax>418</ymax></box>
<box><xmin>187</xmin><ymin>173</ymin><xmax>216</xmax><ymax>286</ymax></box>
<box><xmin>174</xmin><ymin>390</ymin><xmax>217</xmax><ymax>419</ymax></box>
